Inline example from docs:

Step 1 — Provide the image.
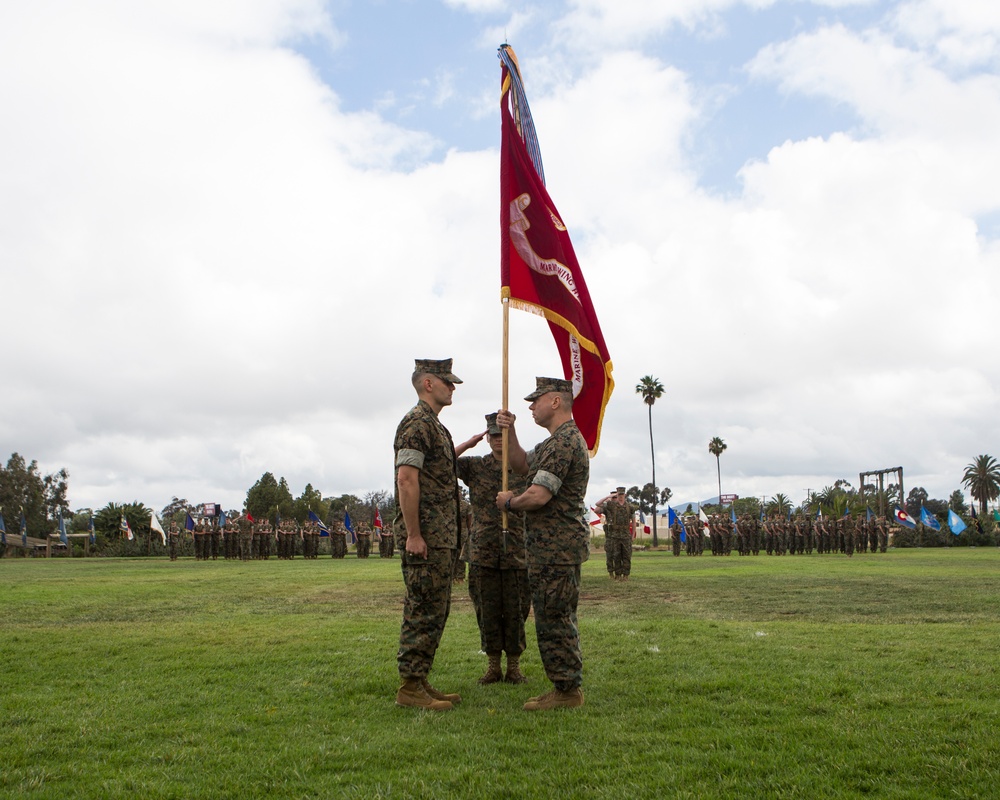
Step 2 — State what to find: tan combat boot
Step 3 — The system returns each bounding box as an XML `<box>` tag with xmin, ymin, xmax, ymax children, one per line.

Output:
<box><xmin>478</xmin><ymin>652</ymin><xmax>503</xmax><ymax>685</ymax></box>
<box><xmin>422</xmin><ymin>678</ymin><xmax>462</xmax><ymax>705</ymax></box>
<box><xmin>504</xmin><ymin>654</ymin><xmax>527</xmax><ymax>684</ymax></box>
<box><xmin>395</xmin><ymin>678</ymin><xmax>452</xmax><ymax>711</ymax></box>
<box><xmin>523</xmin><ymin>687</ymin><xmax>584</xmax><ymax>711</ymax></box>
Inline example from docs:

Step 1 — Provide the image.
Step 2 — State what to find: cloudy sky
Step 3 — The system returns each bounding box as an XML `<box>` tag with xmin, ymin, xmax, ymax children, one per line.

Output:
<box><xmin>2</xmin><ymin>0</ymin><xmax>998</xmax><ymax>515</ymax></box>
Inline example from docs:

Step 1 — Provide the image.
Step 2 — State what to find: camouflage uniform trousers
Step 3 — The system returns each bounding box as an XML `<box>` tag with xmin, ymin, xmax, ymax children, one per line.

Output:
<box><xmin>239</xmin><ymin>533</ymin><xmax>253</xmax><ymax>561</ymax></box>
<box><xmin>468</xmin><ymin>564</ymin><xmax>531</xmax><ymax>656</ymax></box>
<box><xmin>397</xmin><ymin>547</ymin><xmax>455</xmax><ymax>680</ymax></box>
<box><xmin>210</xmin><ymin>532</ymin><xmax>220</xmax><ymax>559</ymax></box>
<box><xmin>357</xmin><ymin>536</ymin><xmax>371</xmax><ymax>558</ymax></box>
<box><xmin>529</xmin><ymin>563</ymin><xmax>583</xmax><ymax>692</ymax></box>
<box><xmin>605</xmin><ymin>535</ymin><xmax>631</xmax><ymax>577</ymax></box>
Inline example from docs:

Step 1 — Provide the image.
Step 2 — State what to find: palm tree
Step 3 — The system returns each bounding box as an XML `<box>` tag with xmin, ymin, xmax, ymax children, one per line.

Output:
<box><xmin>962</xmin><ymin>454</ymin><xmax>1000</xmax><ymax>515</ymax></box>
<box><xmin>767</xmin><ymin>493</ymin><xmax>792</xmax><ymax>518</ymax></box>
<box><xmin>635</xmin><ymin>376</ymin><xmax>664</xmax><ymax>546</ymax></box>
<box><xmin>709</xmin><ymin>436</ymin><xmax>727</xmax><ymax>505</ymax></box>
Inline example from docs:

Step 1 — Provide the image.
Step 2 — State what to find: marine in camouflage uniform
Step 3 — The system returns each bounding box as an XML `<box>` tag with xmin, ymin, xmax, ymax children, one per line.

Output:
<box><xmin>596</xmin><ymin>487</ymin><xmax>634</xmax><ymax>580</ymax></box>
<box><xmin>495</xmin><ymin>377</ymin><xmax>589</xmax><ymax>712</ymax></box>
<box><xmin>238</xmin><ymin>516</ymin><xmax>253</xmax><ymax>561</ymax></box>
<box><xmin>356</xmin><ymin>524</ymin><xmax>372</xmax><ymax>558</ymax></box>
<box><xmin>168</xmin><ymin>521</ymin><xmax>179</xmax><ymax>561</ymax></box>
<box><xmin>209</xmin><ymin>522</ymin><xmax>220</xmax><ymax>560</ymax></box>
<box><xmin>456</xmin><ymin>412</ymin><xmax>531</xmax><ymax>685</ymax></box>
<box><xmin>223</xmin><ymin>520</ymin><xmax>237</xmax><ymax>560</ymax></box>
<box><xmin>305</xmin><ymin>522</ymin><xmax>319</xmax><ymax>558</ymax></box>
<box><xmin>331</xmin><ymin>521</ymin><xmax>347</xmax><ymax>558</ymax></box>
<box><xmin>877</xmin><ymin>516</ymin><xmax>889</xmax><ymax>552</ymax></box>
<box><xmin>253</xmin><ymin>522</ymin><xmax>265</xmax><ymax>560</ymax></box>
<box><xmin>277</xmin><ymin>520</ymin><xmax>291</xmax><ymax>559</ymax></box>
<box><xmin>393</xmin><ymin>358</ymin><xmax>463</xmax><ymax>712</ymax></box>
<box><xmin>378</xmin><ymin>523</ymin><xmax>394</xmax><ymax>558</ymax></box>
<box><xmin>193</xmin><ymin>523</ymin><xmax>206</xmax><ymax>560</ymax></box>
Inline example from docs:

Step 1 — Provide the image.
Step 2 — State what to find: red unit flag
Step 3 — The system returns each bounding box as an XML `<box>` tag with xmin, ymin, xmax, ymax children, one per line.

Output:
<box><xmin>499</xmin><ymin>44</ymin><xmax>614</xmax><ymax>454</ymax></box>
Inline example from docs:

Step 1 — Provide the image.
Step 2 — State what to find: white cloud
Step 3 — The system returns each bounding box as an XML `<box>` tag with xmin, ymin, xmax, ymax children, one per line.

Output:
<box><xmin>443</xmin><ymin>0</ymin><xmax>508</xmax><ymax>13</ymax></box>
<box><xmin>555</xmin><ymin>0</ymin><xmax>773</xmax><ymax>48</ymax></box>
<box><xmin>893</xmin><ymin>0</ymin><xmax>1000</xmax><ymax>69</ymax></box>
<box><xmin>748</xmin><ymin>25</ymin><xmax>1000</xmax><ymax>213</ymax></box>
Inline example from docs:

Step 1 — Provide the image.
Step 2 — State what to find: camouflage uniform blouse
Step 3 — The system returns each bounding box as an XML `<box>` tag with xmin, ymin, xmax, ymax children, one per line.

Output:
<box><xmin>601</xmin><ymin>499</ymin><xmax>634</xmax><ymax>539</ymax></box>
<box><xmin>523</xmin><ymin>420</ymin><xmax>590</xmax><ymax>565</ymax></box>
<box><xmin>456</xmin><ymin>453</ymin><xmax>528</xmax><ymax>570</ymax></box>
<box><xmin>393</xmin><ymin>399</ymin><xmax>460</xmax><ymax>550</ymax></box>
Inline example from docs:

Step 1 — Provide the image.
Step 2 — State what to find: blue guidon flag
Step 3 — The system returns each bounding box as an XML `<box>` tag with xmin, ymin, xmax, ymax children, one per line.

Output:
<box><xmin>919</xmin><ymin>506</ymin><xmax>941</xmax><ymax>531</ymax></box>
<box><xmin>947</xmin><ymin>509</ymin><xmax>967</xmax><ymax>536</ymax></box>
<box><xmin>892</xmin><ymin>506</ymin><xmax>916</xmax><ymax>529</ymax></box>
<box><xmin>667</xmin><ymin>507</ymin><xmax>685</xmax><ymax>543</ymax></box>
<box><xmin>307</xmin><ymin>510</ymin><xmax>330</xmax><ymax>537</ymax></box>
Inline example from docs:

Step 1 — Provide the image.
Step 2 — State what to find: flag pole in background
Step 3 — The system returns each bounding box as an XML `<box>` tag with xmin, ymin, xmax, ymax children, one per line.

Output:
<box><xmin>498</xmin><ymin>43</ymin><xmax>614</xmax><ymax>461</ymax></box>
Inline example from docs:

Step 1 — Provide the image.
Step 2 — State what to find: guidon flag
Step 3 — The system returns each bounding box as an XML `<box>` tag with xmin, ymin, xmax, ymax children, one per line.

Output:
<box><xmin>499</xmin><ymin>44</ymin><xmax>614</xmax><ymax>454</ymax></box>
<box><xmin>947</xmin><ymin>509</ymin><xmax>966</xmax><ymax>536</ymax></box>
<box><xmin>150</xmin><ymin>512</ymin><xmax>167</xmax><ymax>546</ymax></box>
<box><xmin>892</xmin><ymin>506</ymin><xmax>916</xmax><ymax>529</ymax></box>
<box><xmin>919</xmin><ymin>506</ymin><xmax>941</xmax><ymax>532</ymax></box>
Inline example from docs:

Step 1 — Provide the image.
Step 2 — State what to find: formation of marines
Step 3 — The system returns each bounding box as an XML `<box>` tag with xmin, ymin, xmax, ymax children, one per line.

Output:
<box><xmin>169</xmin><ymin>516</ymin><xmax>392</xmax><ymax>561</ymax></box>
<box><xmin>668</xmin><ymin>513</ymin><xmax>890</xmax><ymax>557</ymax></box>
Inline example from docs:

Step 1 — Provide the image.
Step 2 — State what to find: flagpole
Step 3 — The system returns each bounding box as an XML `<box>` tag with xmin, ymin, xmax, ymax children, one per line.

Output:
<box><xmin>500</xmin><ymin>46</ymin><xmax>511</xmax><ymax>532</ymax></box>
<box><xmin>501</xmin><ymin>298</ymin><xmax>510</xmax><ymax>532</ymax></box>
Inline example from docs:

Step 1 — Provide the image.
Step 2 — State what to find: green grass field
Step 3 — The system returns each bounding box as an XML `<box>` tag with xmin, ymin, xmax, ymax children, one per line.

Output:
<box><xmin>2</xmin><ymin>549</ymin><xmax>999</xmax><ymax>799</ymax></box>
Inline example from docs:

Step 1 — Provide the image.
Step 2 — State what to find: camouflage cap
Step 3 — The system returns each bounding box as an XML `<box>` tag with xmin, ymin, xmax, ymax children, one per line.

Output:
<box><xmin>616</xmin><ymin>486</ymin><xmax>626</xmax><ymax>494</ymax></box>
<box><xmin>414</xmin><ymin>358</ymin><xmax>462</xmax><ymax>384</ymax></box>
<box><xmin>523</xmin><ymin>376</ymin><xmax>573</xmax><ymax>401</ymax></box>
<box><xmin>485</xmin><ymin>412</ymin><xmax>501</xmax><ymax>435</ymax></box>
